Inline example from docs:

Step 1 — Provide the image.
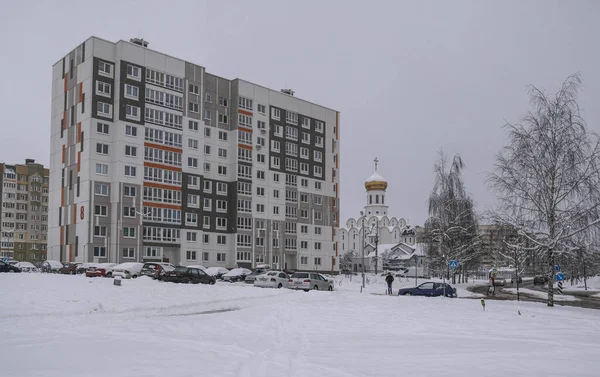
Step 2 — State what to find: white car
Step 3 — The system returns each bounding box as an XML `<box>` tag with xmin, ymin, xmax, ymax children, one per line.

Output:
<box><xmin>112</xmin><ymin>262</ymin><xmax>144</xmax><ymax>279</ymax></box>
<box><xmin>206</xmin><ymin>267</ymin><xmax>230</xmax><ymax>279</ymax></box>
<box><xmin>222</xmin><ymin>268</ymin><xmax>252</xmax><ymax>282</ymax></box>
<box><xmin>14</xmin><ymin>262</ymin><xmax>38</xmax><ymax>273</ymax></box>
<box><xmin>288</xmin><ymin>272</ymin><xmax>334</xmax><ymax>291</ymax></box>
<box><xmin>254</xmin><ymin>271</ymin><xmax>290</xmax><ymax>289</ymax></box>
<box><xmin>41</xmin><ymin>260</ymin><xmax>63</xmax><ymax>273</ymax></box>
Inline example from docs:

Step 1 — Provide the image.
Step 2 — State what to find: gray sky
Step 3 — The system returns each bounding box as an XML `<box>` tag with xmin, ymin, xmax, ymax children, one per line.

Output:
<box><xmin>1</xmin><ymin>0</ymin><xmax>599</xmax><ymax>225</ymax></box>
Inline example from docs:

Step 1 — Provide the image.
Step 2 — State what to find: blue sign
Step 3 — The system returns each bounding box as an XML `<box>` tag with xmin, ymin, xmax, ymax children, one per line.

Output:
<box><xmin>554</xmin><ymin>265</ymin><xmax>560</xmax><ymax>272</ymax></box>
<box><xmin>2</xmin><ymin>257</ymin><xmax>8</xmax><ymax>262</ymax></box>
<box><xmin>556</xmin><ymin>272</ymin><xmax>565</xmax><ymax>281</ymax></box>
<box><xmin>449</xmin><ymin>260</ymin><xmax>459</xmax><ymax>269</ymax></box>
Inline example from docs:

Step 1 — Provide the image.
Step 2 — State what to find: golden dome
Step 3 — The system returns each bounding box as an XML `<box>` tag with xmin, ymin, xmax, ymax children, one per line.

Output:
<box><xmin>365</xmin><ymin>171</ymin><xmax>387</xmax><ymax>191</ymax></box>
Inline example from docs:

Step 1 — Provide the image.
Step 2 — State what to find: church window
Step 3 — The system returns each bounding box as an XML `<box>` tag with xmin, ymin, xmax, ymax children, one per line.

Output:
<box><xmin>382</xmin><ymin>195</ymin><xmax>385</xmax><ymax>204</ymax></box>
<box><xmin>376</xmin><ymin>195</ymin><xmax>379</xmax><ymax>204</ymax></box>
<box><xmin>370</xmin><ymin>195</ymin><xmax>372</xmax><ymax>204</ymax></box>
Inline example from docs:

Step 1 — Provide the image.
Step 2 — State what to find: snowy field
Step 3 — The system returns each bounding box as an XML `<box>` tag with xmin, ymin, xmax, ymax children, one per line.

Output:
<box><xmin>2</xmin><ymin>274</ymin><xmax>600</xmax><ymax>377</ymax></box>
<box><xmin>503</xmin><ymin>288</ymin><xmax>580</xmax><ymax>301</ymax></box>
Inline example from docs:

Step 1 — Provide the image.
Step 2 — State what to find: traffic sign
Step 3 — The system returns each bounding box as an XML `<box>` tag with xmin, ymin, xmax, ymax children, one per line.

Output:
<box><xmin>449</xmin><ymin>260</ymin><xmax>459</xmax><ymax>269</ymax></box>
<box><xmin>556</xmin><ymin>272</ymin><xmax>565</xmax><ymax>281</ymax></box>
<box><xmin>554</xmin><ymin>265</ymin><xmax>560</xmax><ymax>272</ymax></box>
<box><xmin>2</xmin><ymin>257</ymin><xmax>8</xmax><ymax>262</ymax></box>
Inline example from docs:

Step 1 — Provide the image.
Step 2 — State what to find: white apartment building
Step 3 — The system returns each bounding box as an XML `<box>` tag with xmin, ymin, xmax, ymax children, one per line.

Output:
<box><xmin>48</xmin><ymin>37</ymin><xmax>340</xmax><ymax>271</ymax></box>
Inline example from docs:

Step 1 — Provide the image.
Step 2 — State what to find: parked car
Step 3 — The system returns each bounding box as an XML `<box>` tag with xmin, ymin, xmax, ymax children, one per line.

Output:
<box><xmin>493</xmin><ymin>277</ymin><xmax>506</xmax><ymax>286</ymax></box>
<box><xmin>398</xmin><ymin>282</ymin><xmax>457</xmax><ymax>298</ymax></box>
<box><xmin>222</xmin><ymin>268</ymin><xmax>252</xmax><ymax>282</ymax></box>
<box><xmin>186</xmin><ymin>265</ymin><xmax>209</xmax><ymax>273</ymax></box>
<box><xmin>14</xmin><ymin>261</ymin><xmax>38</xmax><ymax>273</ymax></box>
<box><xmin>533</xmin><ymin>275</ymin><xmax>549</xmax><ymax>285</ymax></box>
<box><xmin>288</xmin><ymin>272</ymin><xmax>334</xmax><ymax>291</ymax></box>
<box><xmin>58</xmin><ymin>263</ymin><xmax>81</xmax><ymax>275</ymax></box>
<box><xmin>85</xmin><ymin>263</ymin><xmax>117</xmax><ymax>278</ymax></box>
<box><xmin>244</xmin><ymin>268</ymin><xmax>270</xmax><ymax>284</ymax></box>
<box><xmin>77</xmin><ymin>263</ymin><xmax>98</xmax><ymax>274</ymax></box>
<box><xmin>206</xmin><ymin>267</ymin><xmax>229</xmax><ymax>280</ymax></box>
<box><xmin>254</xmin><ymin>271</ymin><xmax>290</xmax><ymax>288</ymax></box>
<box><xmin>511</xmin><ymin>275</ymin><xmax>523</xmax><ymax>284</ymax></box>
<box><xmin>162</xmin><ymin>266</ymin><xmax>216</xmax><ymax>284</ymax></box>
<box><xmin>340</xmin><ymin>269</ymin><xmax>356</xmax><ymax>275</ymax></box>
<box><xmin>0</xmin><ymin>260</ymin><xmax>21</xmax><ymax>273</ymax></box>
<box><xmin>112</xmin><ymin>262</ymin><xmax>144</xmax><ymax>279</ymax></box>
<box><xmin>140</xmin><ymin>262</ymin><xmax>176</xmax><ymax>280</ymax></box>
<box><xmin>41</xmin><ymin>260</ymin><xmax>63</xmax><ymax>273</ymax></box>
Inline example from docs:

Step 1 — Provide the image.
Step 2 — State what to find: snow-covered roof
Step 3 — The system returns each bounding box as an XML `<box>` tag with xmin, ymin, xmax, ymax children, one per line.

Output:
<box><xmin>365</xmin><ymin>171</ymin><xmax>387</xmax><ymax>183</ymax></box>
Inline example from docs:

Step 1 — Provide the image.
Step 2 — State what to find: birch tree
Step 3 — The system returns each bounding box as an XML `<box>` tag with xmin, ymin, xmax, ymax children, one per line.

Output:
<box><xmin>488</xmin><ymin>74</ymin><xmax>600</xmax><ymax>307</ymax></box>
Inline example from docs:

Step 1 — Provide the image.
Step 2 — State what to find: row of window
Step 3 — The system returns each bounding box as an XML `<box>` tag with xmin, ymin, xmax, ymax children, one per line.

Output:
<box><xmin>271</xmin><ymin>109</ymin><xmax>325</xmax><ymax>133</ymax></box>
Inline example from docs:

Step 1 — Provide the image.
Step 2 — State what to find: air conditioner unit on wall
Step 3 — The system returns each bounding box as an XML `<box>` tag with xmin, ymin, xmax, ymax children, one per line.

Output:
<box><xmin>255</xmin><ymin>144</ymin><xmax>262</xmax><ymax>150</ymax></box>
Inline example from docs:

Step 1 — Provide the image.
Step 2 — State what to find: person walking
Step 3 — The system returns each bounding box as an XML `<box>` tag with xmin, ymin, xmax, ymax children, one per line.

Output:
<box><xmin>385</xmin><ymin>272</ymin><xmax>395</xmax><ymax>295</ymax></box>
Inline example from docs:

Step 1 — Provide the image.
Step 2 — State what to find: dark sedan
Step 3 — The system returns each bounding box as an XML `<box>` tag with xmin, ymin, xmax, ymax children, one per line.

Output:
<box><xmin>0</xmin><ymin>261</ymin><xmax>21</xmax><ymax>273</ymax></box>
<box><xmin>533</xmin><ymin>275</ymin><xmax>549</xmax><ymax>285</ymax></box>
<box><xmin>398</xmin><ymin>282</ymin><xmax>457</xmax><ymax>298</ymax></box>
<box><xmin>162</xmin><ymin>267</ymin><xmax>216</xmax><ymax>285</ymax></box>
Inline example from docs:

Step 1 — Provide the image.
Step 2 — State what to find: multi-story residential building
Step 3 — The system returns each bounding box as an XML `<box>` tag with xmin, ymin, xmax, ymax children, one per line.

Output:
<box><xmin>48</xmin><ymin>36</ymin><xmax>340</xmax><ymax>271</ymax></box>
<box><xmin>0</xmin><ymin>159</ymin><xmax>49</xmax><ymax>262</ymax></box>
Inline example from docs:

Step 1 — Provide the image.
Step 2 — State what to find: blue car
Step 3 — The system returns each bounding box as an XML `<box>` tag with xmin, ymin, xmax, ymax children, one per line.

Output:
<box><xmin>398</xmin><ymin>282</ymin><xmax>457</xmax><ymax>298</ymax></box>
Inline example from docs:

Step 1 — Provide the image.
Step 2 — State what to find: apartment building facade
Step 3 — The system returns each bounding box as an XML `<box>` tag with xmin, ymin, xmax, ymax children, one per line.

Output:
<box><xmin>0</xmin><ymin>159</ymin><xmax>49</xmax><ymax>262</ymax></box>
<box><xmin>48</xmin><ymin>36</ymin><xmax>340</xmax><ymax>271</ymax></box>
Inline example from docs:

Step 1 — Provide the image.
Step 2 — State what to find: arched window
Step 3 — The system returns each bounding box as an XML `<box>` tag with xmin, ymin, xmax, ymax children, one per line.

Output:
<box><xmin>382</xmin><ymin>195</ymin><xmax>385</xmax><ymax>204</ymax></box>
<box><xmin>376</xmin><ymin>195</ymin><xmax>379</xmax><ymax>204</ymax></box>
<box><xmin>369</xmin><ymin>195</ymin><xmax>372</xmax><ymax>204</ymax></box>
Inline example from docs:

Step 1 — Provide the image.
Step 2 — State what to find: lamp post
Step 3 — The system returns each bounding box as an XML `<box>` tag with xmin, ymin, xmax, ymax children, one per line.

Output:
<box><xmin>374</xmin><ymin>221</ymin><xmax>379</xmax><ymax>275</ymax></box>
<box><xmin>360</xmin><ymin>210</ymin><xmax>365</xmax><ymax>289</ymax></box>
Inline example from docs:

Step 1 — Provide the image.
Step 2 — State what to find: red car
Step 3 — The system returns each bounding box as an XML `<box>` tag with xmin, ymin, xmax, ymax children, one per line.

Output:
<box><xmin>85</xmin><ymin>263</ymin><xmax>117</xmax><ymax>278</ymax></box>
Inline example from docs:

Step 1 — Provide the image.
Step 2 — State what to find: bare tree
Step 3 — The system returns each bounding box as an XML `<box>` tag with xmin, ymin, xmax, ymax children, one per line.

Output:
<box><xmin>488</xmin><ymin>74</ymin><xmax>600</xmax><ymax>307</ymax></box>
<box><xmin>339</xmin><ymin>250</ymin><xmax>356</xmax><ymax>272</ymax></box>
<box><xmin>425</xmin><ymin>151</ymin><xmax>481</xmax><ymax>283</ymax></box>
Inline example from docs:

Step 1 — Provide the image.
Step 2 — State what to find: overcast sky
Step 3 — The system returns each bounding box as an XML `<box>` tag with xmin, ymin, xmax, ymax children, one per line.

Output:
<box><xmin>1</xmin><ymin>0</ymin><xmax>599</xmax><ymax>225</ymax></box>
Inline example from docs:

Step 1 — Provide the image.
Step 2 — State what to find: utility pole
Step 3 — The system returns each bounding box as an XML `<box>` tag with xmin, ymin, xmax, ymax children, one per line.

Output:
<box><xmin>361</xmin><ymin>211</ymin><xmax>365</xmax><ymax>289</ymax></box>
<box><xmin>374</xmin><ymin>221</ymin><xmax>379</xmax><ymax>275</ymax></box>
<box><xmin>515</xmin><ymin>246</ymin><xmax>520</xmax><ymax>301</ymax></box>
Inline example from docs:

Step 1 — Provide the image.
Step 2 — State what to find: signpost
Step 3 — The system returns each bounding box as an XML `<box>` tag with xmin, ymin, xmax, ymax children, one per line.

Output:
<box><xmin>449</xmin><ymin>260</ymin><xmax>459</xmax><ymax>269</ymax></box>
<box><xmin>556</xmin><ymin>272</ymin><xmax>565</xmax><ymax>295</ymax></box>
<box><xmin>554</xmin><ymin>265</ymin><xmax>561</xmax><ymax>272</ymax></box>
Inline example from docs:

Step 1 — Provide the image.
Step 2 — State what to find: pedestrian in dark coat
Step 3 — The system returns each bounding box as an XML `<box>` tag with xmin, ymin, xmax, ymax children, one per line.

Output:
<box><xmin>385</xmin><ymin>272</ymin><xmax>395</xmax><ymax>295</ymax></box>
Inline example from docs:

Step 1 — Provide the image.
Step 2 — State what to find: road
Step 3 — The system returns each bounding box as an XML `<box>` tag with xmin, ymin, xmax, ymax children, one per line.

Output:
<box><xmin>468</xmin><ymin>280</ymin><xmax>600</xmax><ymax>310</ymax></box>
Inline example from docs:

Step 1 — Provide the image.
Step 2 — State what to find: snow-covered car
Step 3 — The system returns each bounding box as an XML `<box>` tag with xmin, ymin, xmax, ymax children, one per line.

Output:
<box><xmin>14</xmin><ymin>261</ymin><xmax>38</xmax><ymax>273</ymax></box>
<box><xmin>206</xmin><ymin>267</ymin><xmax>230</xmax><ymax>280</ymax></box>
<box><xmin>222</xmin><ymin>268</ymin><xmax>251</xmax><ymax>282</ymax></box>
<box><xmin>140</xmin><ymin>262</ymin><xmax>176</xmax><ymax>280</ymax></box>
<box><xmin>186</xmin><ymin>265</ymin><xmax>209</xmax><ymax>273</ymax></box>
<box><xmin>244</xmin><ymin>268</ymin><xmax>270</xmax><ymax>284</ymax></box>
<box><xmin>112</xmin><ymin>262</ymin><xmax>144</xmax><ymax>279</ymax></box>
<box><xmin>77</xmin><ymin>263</ymin><xmax>98</xmax><ymax>274</ymax></box>
<box><xmin>254</xmin><ymin>271</ymin><xmax>290</xmax><ymax>288</ymax></box>
<box><xmin>86</xmin><ymin>263</ymin><xmax>117</xmax><ymax>278</ymax></box>
<box><xmin>0</xmin><ymin>260</ymin><xmax>21</xmax><ymax>273</ymax></box>
<box><xmin>41</xmin><ymin>260</ymin><xmax>63</xmax><ymax>273</ymax></box>
<box><xmin>288</xmin><ymin>272</ymin><xmax>334</xmax><ymax>291</ymax></box>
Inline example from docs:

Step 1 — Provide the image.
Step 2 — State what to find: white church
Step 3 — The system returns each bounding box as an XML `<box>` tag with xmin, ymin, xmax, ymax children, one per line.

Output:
<box><xmin>338</xmin><ymin>159</ymin><xmax>427</xmax><ymax>273</ymax></box>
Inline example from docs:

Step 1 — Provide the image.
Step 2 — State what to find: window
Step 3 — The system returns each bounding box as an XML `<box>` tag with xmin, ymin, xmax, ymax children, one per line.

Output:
<box><xmin>94</xmin><ymin>226</ymin><xmax>107</xmax><ymax>237</ymax></box>
<box><xmin>96</xmin><ymin>81</ymin><xmax>111</xmax><ymax>96</ymax></box>
<box><xmin>273</xmin><ymin>125</ymin><xmax>283</xmax><ymax>137</ymax></box>
<box><xmin>271</xmin><ymin>140</ymin><xmax>280</xmax><ymax>152</ymax></box>
<box><xmin>238</xmin><ymin>181</ymin><xmax>251</xmax><ymax>195</ymax></box>
<box><xmin>204</xmin><ymin>198</ymin><xmax>212</xmax><ymax>211</ymax></box>
<box><xmin>95</xmin><ymin>183</ymin><xmax>108</xmax><ymax>196</ymax></box>
<box><xmin>125</xmin><ymin>145</ymin><xmax>137</xmax><ymax>157</ymax></box>
<box><xmin>204</xmin><ymin>163</ymin><xmax>211</xmax><ymax>172</ymax></box>
<box><xmin>204</xmin><ymin>127</ymin><xmax>211</xmax><ymax>138</ymax></box>
<box><xmin>314</xmin><ymin>166</ymin><xmax>322</xmax><ymax>177</ymax></box>
<box><xmin>315</xmin><ymin>135</ymin><xmax>324</xmax><ymax>147</ymax></box>
<box><xmin>218</xmin><ymin>148</ymin><xmax>227</xmax><ymax>158</ymax></box>
<box><xmin>286</xmin><ymin>126</ymin><xmax>298</xmax><ymax>140</ymax></box>
<box><xmin>314</xmin><ymin>257</ymin><xmax>322</xmax><ymax>266</ymax></box>
<box><xmin>314</xmin><ymin>151</ymin><xmax>323</xmax><ymax>162</ymax></box>
<box><xmin>124</xmin><ymin>166</ymin><xmax>137</xmax><ymax>177</ymax></box>
<box><xmin>97</xmin><ymin>102</ymin><xmax>112</xmax><ymax>116</ymax></box>
<box><xmin>301</xmin><ymin>256</ymin><xmax>308</xmax><ymax>265</ymax></box>
<box><xmin>256</xmin><ymin>203</ymin><xmax>265</xmax><ymax>213</ymax></box>
<box><xmin>204</xmin><ymin>109</ymin><xmax>211</xmax><ymax>120</ymax></box>
<box><xmin>257</xmin><ymin>104</ymin><xmax>266</xmax><ymax>114</ymax></box>
<box><xmin>216</xmin><ymin>199</ymin><xmax>228</xmax><ymax>212</ymax></box>
<box><xmin>186</xmin><ymin>251</ymin><xmax>197</xmax><ymax>260</ymax></box>
<box><xmin>188</xmin><ymin>139</ymin><xmax>199</xmax><ymax>149</ymax></box>
<box><xmin>205</xmin><ymin>92</ymin><xmax>212</xmax><ymax>103</ymax></box>
<box><xmin>188</xmin><ymin>157</ymin><xmax>198</xmax><ymax>168</ymax></box>
<box><xmin>98</xmin><ymin>61</ymin><xmax>113</xmax><ymax>77</ymax></box>
<box><xmin>127</xmin><ymin>64</ymin><xmax>140</xmax><ymax>80</ymax></box>
<box><xmin>238</xmin><ymin>114</ymin><xmax>252</xmax><ymax>128</ymax></box>
<box><xmin>96</xmin><ymin>143</ymin><xmax>108</xmax><ymax>155</ymax></box>
<box><xmin>123</xmin><ymin>206</ymin><xmax>136</xmax><ymax>217</ymax></box>
<box><xmin>189</xmin><ymin>102</ymin><xmax>199</xmax><ymax>113</ymax></box>
<box><xmin>204</xmin><ymin>145</ymin><xmax>211</xmax><ymax>155</ymax></box>
<box><xmin>315</xmin><ymin>227</ymin><xmax>322</xmax><ymax>235</ymax></box>
<box><xmin>237</xmin><ymin>199</ymin><xmax>251</xmax><ymax>213</ymax></box>
<box><xmin>97</xmin><ymin>122</ymin><xmax>109</xmax><ymax>134</ymax></box>
<box><xmin>93</xmin><ymin>246</ymin><xmax>107</xmax><ymax>257</ymax></box>
<box><xmin>95</xmin><ymin>163</ymin><xmax>108</xmax><ymax>175</ymax></box>
<box><xmin>271</xmin><ymin>108</ymin><xmax>280</xmax><ymax>119</ymax></box>
<box><xmin>300</xmin><ymin>241</ymin><xmax>308</xmax><ymax>249</ymax></box>
<box><xmin>315</xmin><ymin>181</ymin><xmax>322</xmax><ymax>190</ymax></box>
<box><xmin>273</xmin><ymin>189</ymin><xmax>279</xmax><ymax>198</ymax></box>
<box><xmin>300</xmin><ymin>225</ymin><xmax>308</xmax><ymax>234</ymax></box>
<box><xmin>238</xmin><ymin>165</ymin><xmax>251</xmax><ymax>179</ymax></box>
<box><xmin>237</xmin><ymin>234</ymin><xmax>251</xmax><ymax>247</ymax></box>
<box><xmin>238</xmin><ymin>96</ymin><xmax>253</xmax><ymax>111</ymax></box>
<box><xmin>187</xmin><ymin>194</ymin><xmax>200</xmax><ymax>208</ymax></box>
<box><xmin>217</xmin><ymin>235</ymin><xmax>227</xmax><ymax>245</ymax></box>
<box><xmin>257</xmin><ymin>120</ymin><xmax>266</xmax><ymax>130</ymax></box>
<box><xmin>216</xmin><ymin>218</ymin><xmax>227</xmax><ymax>229</ymax></box>
<box><xmin>273</xmin><ymin>206</ymin><xmax>279</xmax><ymax>215</ymax></box>
<box><xmin>315</xmin><ymin>242</ymin><xmax>322</xmax><ymax>250</ymax></box>
<box><xmin>301</xmin><ymin>209</ymin><xmax>308</xmax><ymax>219</ymax></box>
<box><xmin>124</xmin><ymin>186</ymin><xmax>136</xmax><ymax>197</ymax></box>
<box><xmin>219</xmin><ymin>131</ymin><xmax>228</xmax><ymax>141</ymax></box>
<box><xmin>202</xmin><ymin>252</ymin><xmax>209</xmax><ymax>261</ymax></box>
<box><xmin>217</xmin><ymin>253</ymin><xmax>226</xmax><ymax>262</ymax></box>
<box><xmin>314</xmin><ymin>211</ymin><xmax>322</xmax><ymax>221</ymax></box>
<box><xmin>257</xmin><ymin>154</ymin><xmax>265</xmax><ymax>164</ymax></box>
<box><xmin>188</xmin><ymin>176</ymin><xmax>199</xmax><ymax>188</ymax></box>
<box><xmin>94</xmin><ymin>205</ymin><xmax>108</xmax><ymax>216</ymax></box>
<box><xmin>256</xmin><ymin>170</ymin><xmax>265</xmax><ymax>180</ymax></box>
<box><xmin>123</xmin><ymin>227</ymin><xmax>136</xmax><ymax>238</ymax></box>
<box><xmin>165</xmin><ymin>74</ymin><xmax>184</xmax><ymax>91</ymax></box>
<box><xmin>203</xmin><ymin>216</ymin><xmax>210</xmax><ymax>228</ymax></box>
<box><xmin>189</xmin><ymin>120</ymin><xmax>199</xmax><ymax>131</ymax></box>
<box><xmin>217</xmin><ymin>182</ymin><xmax>227</xmax><ymax>194</ymax></box>
<box><xmin>257</xmin><ymin>137</ymin><xmax>266</xmax><ymax>147</ymax></box>
<box><xmin>219</xmin><ymin>96</ymin><xmax>228</xmax><ymax>107</ymax></box>
<box><xmin>125</xmin><ymin>84</ymin><xmax>139</xmax><ymax>100</ymax></box>
<box><xmin>238</xmin><ymin>130</ymin><xmax>252</xmax><ymax>145</ymax></box>
<box><xmin>123</xmin><ymin>248</ymin><xmax>135</xmax><ymax>259</ymax></box>
<box><xmin>186</xmin><ymin>213</ymin><xmax>198</xmax><ymax>225</ymax></box>
<box><xmin>125</xmin><ymin>125</ymin><xmax>137</xmax><ymax>136</ymax></box>
<box><xmin>238</xmin><ymin>148</ymin><xmax>252</xmax><ymax>162</ymax></box>
<box><xmin>189</xmin><ymin>84</ymin><xmax>199</xmax><ymax>95</ymax></box>
<box><xmin>203</xmin><ymin>234</ymin><xmax>210</xmax><ymax>244</ymax></box>
<box><xmin>302</xmin><ymin>117</ymin><xmax>310</xmax><ymax>129</ymax></box>
<box><xmin>256</xmin><ymin>187</ymin><xmax>265</xmax><ymax>196</ymax></box>
<box><xmin>301</xmin><ymin>133</ymin><xmax>310</xmax><ymax>144</ymax></box>
<box><xmin>300</xmin><ymin>163</ymin><xmax>309</xmax><ymax>174</ymax></box>
<box><xmin>204</xmin><ymin>180</ymin><xmax>212</xmax><ymax>193</ymax></box>
<box><xmin>315</xmin><ymin>121</ymin><xmax>324</xmax><ymax>133</ymax></box>
<box><xmin>286</xmin><ymin>111</ymin><xmax>298</xmax><ymax>125</ymax></box>
<box><xmin>218</xmin><ymin>165</ymin><xmax>227</xmax><ymax>175</ymax></box>
<box><xmin>218</xmin><ymin>113</ymin><xmax>228</xmax><ymax>124</ymax></box>
<box><xmin>273</xmin><ymin>173</ymin><xmax>280</xmax><ymax>182</ymax></box>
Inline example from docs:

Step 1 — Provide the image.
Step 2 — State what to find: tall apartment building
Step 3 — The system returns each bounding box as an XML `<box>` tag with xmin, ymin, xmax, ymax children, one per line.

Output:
<box><xmin>49</xmin><ymin>36</ymin><xmax>340</xmax><ymax>271</ymax></box>
<box><xmin>0</xmin><ymin>159</ymin><xmax>49</xmax><ymax>262</ymax></box>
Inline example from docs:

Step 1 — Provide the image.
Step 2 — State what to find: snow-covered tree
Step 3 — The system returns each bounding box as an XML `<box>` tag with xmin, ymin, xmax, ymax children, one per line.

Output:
<box><xmin>339</xmin><ymin>250</ymin><xmax>356</xmax><ymax>272</ymax></box>
<box><xmin>424</xmin><ymin>151</ymin><xmax>481</xmax><ymax>283</ymax></box>
<box><xmin>488</xmin><ymin>74</ymin><xmax>600</xmax><ymax>307</ymax></box>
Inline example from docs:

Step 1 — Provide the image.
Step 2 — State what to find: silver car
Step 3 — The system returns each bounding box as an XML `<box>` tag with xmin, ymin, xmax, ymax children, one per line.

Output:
<box><xmin>288</xmin><ymin>272</ymin><xmax>334</xmax><ymax>291</ymax></box>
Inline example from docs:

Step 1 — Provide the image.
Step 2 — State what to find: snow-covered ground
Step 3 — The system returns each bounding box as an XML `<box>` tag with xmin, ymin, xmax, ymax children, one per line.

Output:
<box><xmin>561</xmin><ymin>276</ymin><xmax>600</xmax><ymax>291</ymax></box>
<box><xmin>2</xmin><ymin>274</ymin><xmax>600</xmax><ymax>377</ymax></box>
<box><xmin>503</xmin><ymin>288</ymin><xmax>580</xmax><ymax>301</ymax></box>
